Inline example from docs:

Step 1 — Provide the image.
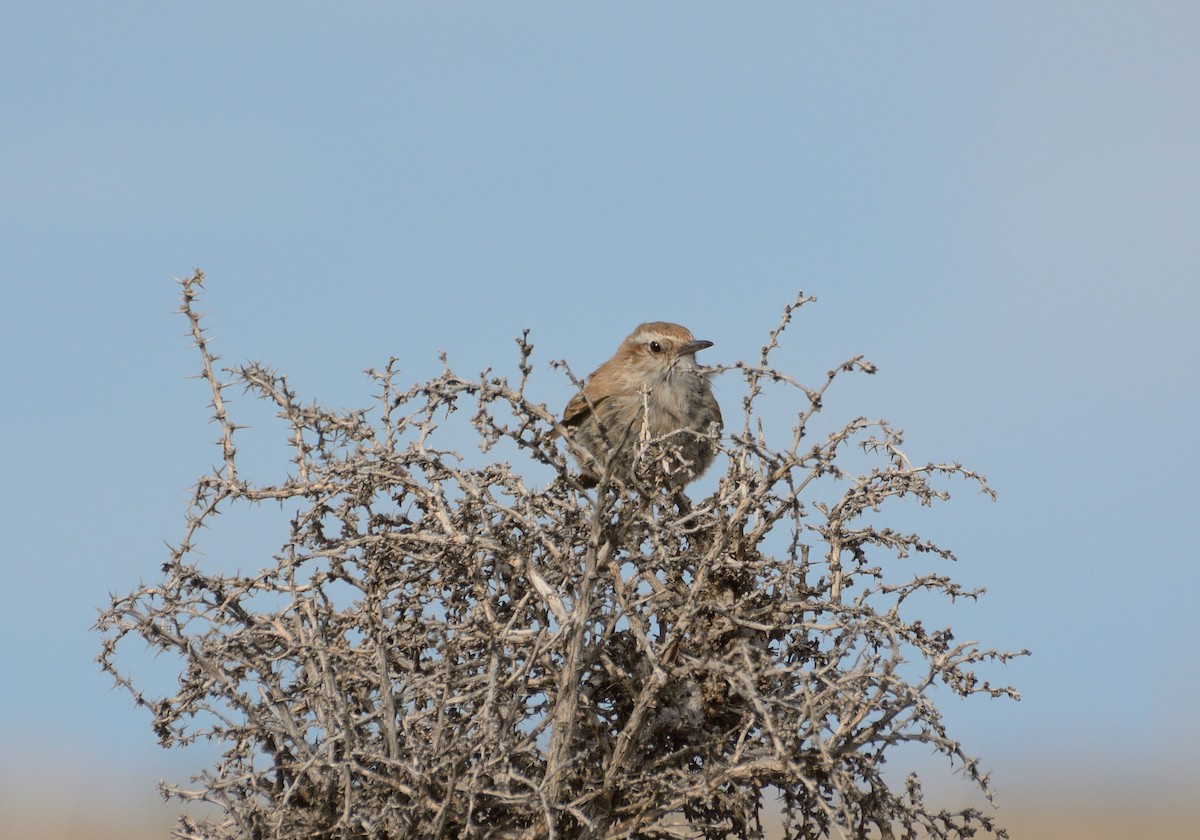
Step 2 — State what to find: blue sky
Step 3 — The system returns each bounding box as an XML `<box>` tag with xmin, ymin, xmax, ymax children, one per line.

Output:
<box><xmin>2</xmin><ymin>3</ymin><xmax>1198</xmax><ymax>832</ymax></box>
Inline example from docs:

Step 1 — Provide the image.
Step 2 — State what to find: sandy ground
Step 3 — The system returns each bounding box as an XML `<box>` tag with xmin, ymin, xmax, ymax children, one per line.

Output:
<box><xmin>2</xmin><ymin>748</ymin><xmax>1196</xmax><ymax>840</ymax></box>
<box><xmin>3</xmin><ymin>792</ymin><xmax>1197</xmax><ymax>840</ymax></box>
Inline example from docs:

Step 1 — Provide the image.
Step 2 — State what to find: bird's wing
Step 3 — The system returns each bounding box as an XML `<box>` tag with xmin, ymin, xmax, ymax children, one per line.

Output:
<box><xmin>562</xmin><ymin>362</ymin><xmax>622</xmax><ymax>430</ymax></box>
<box><xmin>562</xmin><ymin>390</ymin><xmax>603</xmax><ymax>427</ymax></box>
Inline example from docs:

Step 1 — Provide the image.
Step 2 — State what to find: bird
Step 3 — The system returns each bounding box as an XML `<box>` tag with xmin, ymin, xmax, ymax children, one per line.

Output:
<box><xmin>557</xmin><ymin>322</ymin><xmax>722</xmax><ymax>488</ymax></box>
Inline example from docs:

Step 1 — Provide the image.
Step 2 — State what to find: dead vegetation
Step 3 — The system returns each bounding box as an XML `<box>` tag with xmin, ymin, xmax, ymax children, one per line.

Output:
<box><xmin>96</xmin><ymin>270</ymin><xmax>1024</xmax><ymax>838</ymax></box>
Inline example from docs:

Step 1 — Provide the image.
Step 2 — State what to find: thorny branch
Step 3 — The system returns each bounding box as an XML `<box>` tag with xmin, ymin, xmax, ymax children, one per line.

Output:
<box><xmin>96</xmin><ymin>272</ymin><xmax>1026</xmax><ymax>839</ymax></box>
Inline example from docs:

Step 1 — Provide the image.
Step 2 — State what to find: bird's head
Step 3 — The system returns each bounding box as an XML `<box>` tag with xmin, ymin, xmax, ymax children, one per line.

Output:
<box><xmin>609</xmin><ymin>322</ymin><xmax>714</xmax><ymax>383</ymax></box>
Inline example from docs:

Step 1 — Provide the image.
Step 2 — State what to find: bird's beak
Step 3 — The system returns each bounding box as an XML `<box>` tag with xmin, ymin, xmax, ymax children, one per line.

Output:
<box><xmin>679</xmin><ymin>339</ymin><xmax>713</xmax><ymax>356</ymax></box>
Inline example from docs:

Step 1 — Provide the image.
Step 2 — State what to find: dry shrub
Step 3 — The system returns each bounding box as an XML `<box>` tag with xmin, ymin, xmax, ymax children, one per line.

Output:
<box><xmin>97</xmin><ymin>270</ymin><xmax>1025</xmax><ymax>839</ymax></box>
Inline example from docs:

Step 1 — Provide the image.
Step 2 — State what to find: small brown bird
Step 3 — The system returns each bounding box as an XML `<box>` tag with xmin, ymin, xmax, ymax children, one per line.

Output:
<box><xmin>559</xmin><ymin>322</ymin><xmax>722</xmax><ymax>488</ymax></box>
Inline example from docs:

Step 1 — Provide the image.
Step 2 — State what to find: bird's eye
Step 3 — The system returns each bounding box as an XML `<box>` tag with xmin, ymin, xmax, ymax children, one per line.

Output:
<box><xmin>649</xmin><ymin>341</ymin><xmax>663</xmax><ymax>353</ymax></box>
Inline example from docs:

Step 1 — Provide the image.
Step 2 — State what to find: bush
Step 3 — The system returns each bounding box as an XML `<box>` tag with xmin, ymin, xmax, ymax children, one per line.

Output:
<box><xmin>97</xmin><ymin>270</ymin><xmax>1025</xmax><ymax>839</ymax></box>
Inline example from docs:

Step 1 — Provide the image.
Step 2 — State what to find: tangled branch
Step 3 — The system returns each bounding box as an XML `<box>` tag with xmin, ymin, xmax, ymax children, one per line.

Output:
<box><xmin>96</xmin><ymin>270</ymin><xmax>1025</xmax><ymax>839</ymax></box>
